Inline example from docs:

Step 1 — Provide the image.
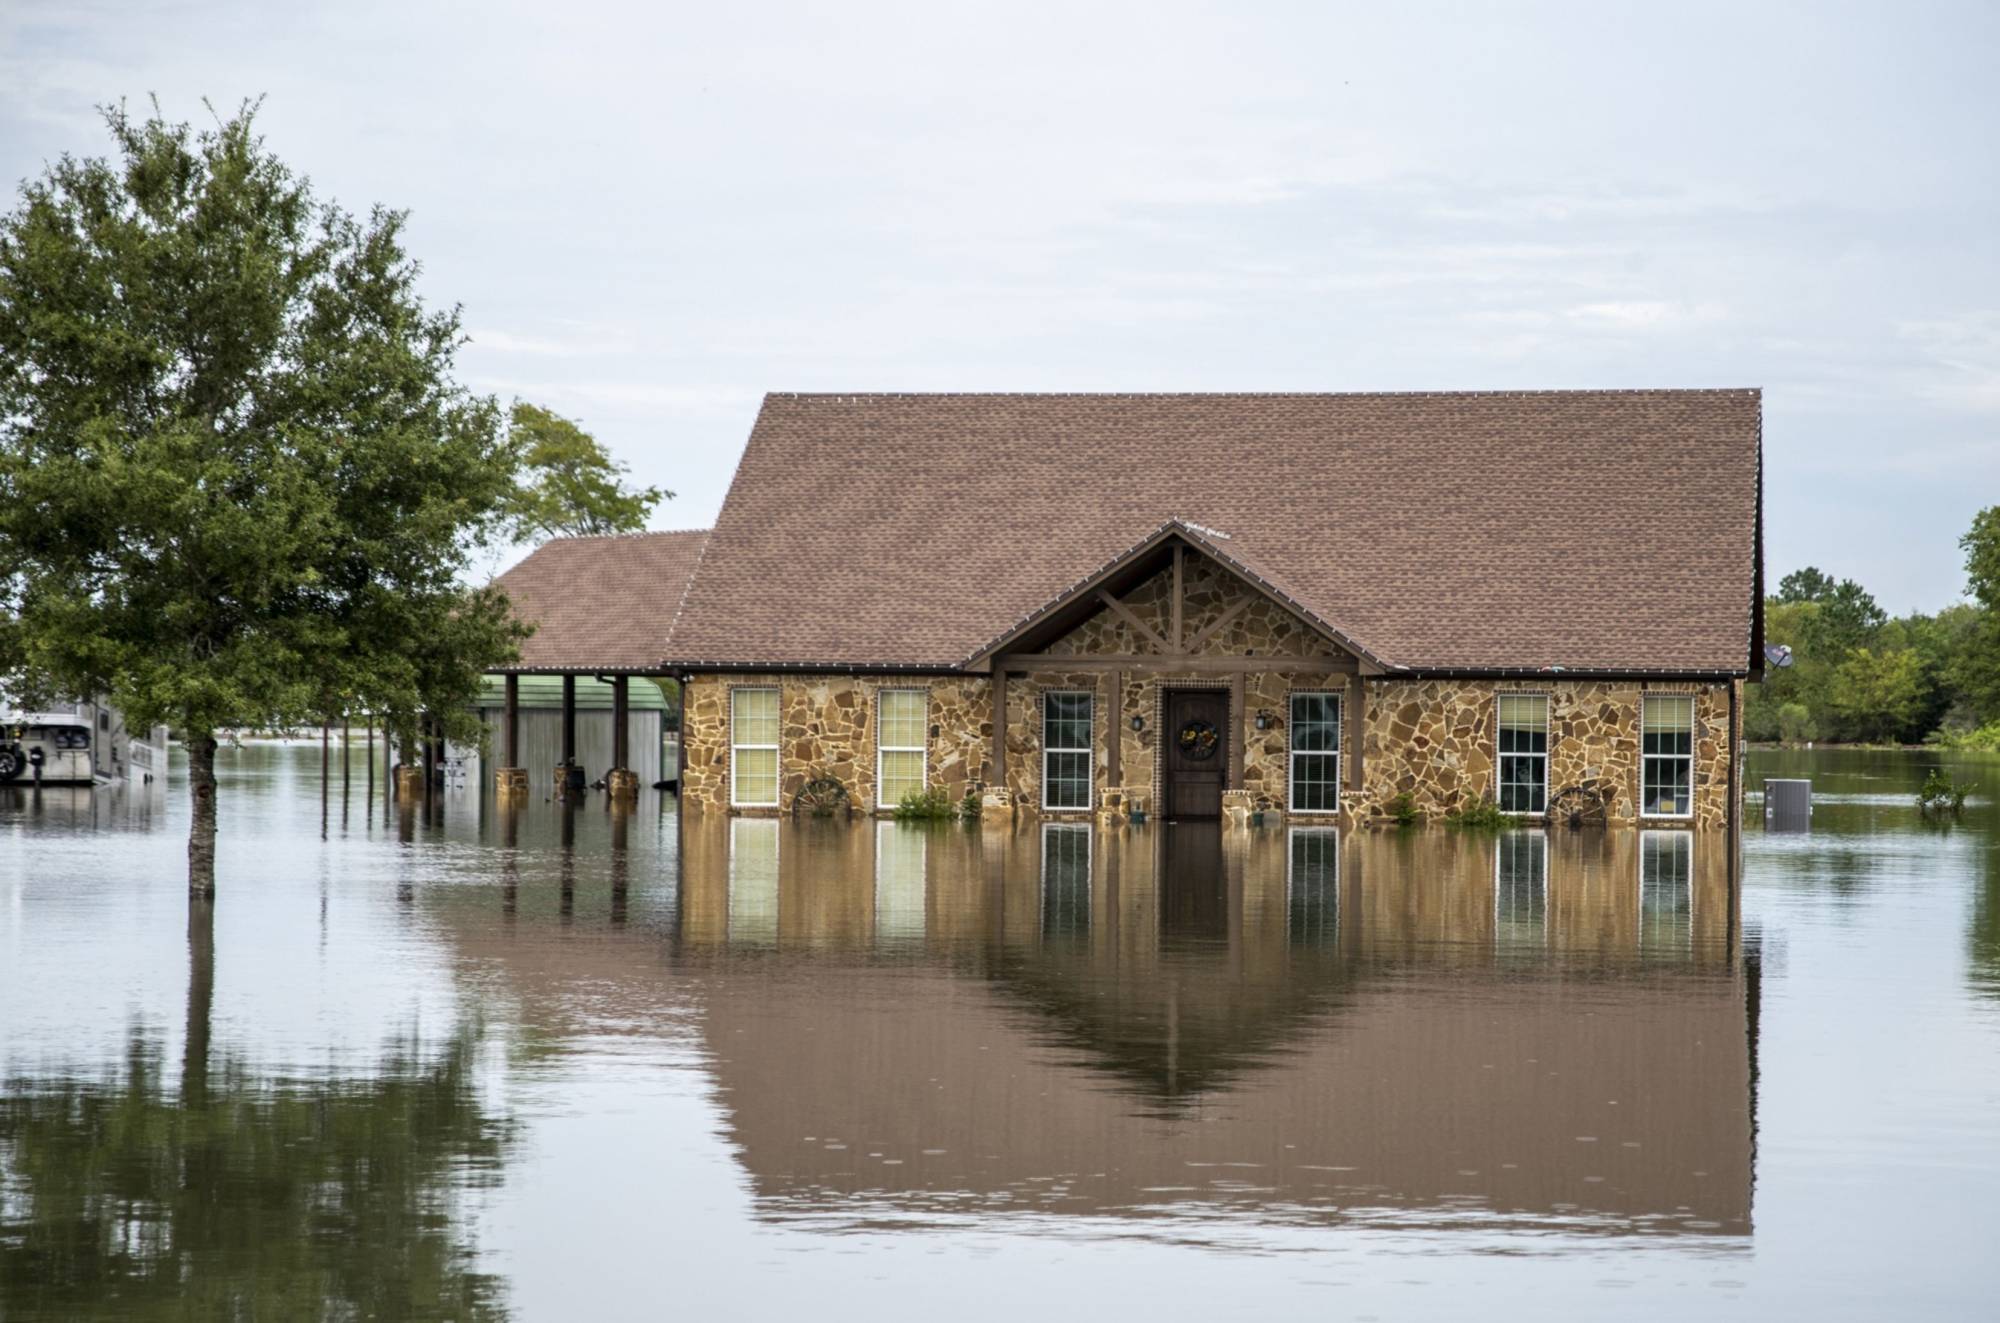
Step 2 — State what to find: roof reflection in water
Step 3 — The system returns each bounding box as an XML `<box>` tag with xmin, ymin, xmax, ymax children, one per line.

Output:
<box><xmin>678</xmin><ymin>819</ymin><xmax>1754</xmax><ymax>1242</ymax></box>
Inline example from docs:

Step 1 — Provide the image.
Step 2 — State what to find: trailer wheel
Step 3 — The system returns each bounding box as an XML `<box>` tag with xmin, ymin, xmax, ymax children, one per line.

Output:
<box><xmin>0</xmin><ymin>746</ymin><xmax>22</xmax><ymax>781</ymax></box>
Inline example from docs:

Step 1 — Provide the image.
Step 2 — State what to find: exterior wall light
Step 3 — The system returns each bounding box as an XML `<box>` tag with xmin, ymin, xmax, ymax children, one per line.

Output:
<box><xmin>1254</xmin><ymin>709</ymin><xmax>1278</xmax><ymax>731</ymax></box>
<box><xmin>1131</xmin><ymin>715</ymin><xmax>1145</xmax><ymax>732</ymax></box>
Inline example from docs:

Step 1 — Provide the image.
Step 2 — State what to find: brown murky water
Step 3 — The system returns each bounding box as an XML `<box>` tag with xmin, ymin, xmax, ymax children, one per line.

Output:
<box><xmin>2</xmin><ymin>744</ymin><xmax>1996</xmax><ymax>1318</ymax></box>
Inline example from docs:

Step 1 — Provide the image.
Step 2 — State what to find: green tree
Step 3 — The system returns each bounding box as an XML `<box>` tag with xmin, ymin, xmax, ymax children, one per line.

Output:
<box><xmin>502</xmin><ymin>401</ymin><xmax>668</xmax><ymax>541</ymax></box>
<box><xmin>1960</xmin><ymin>505</ymin><xmax>2000</xmax><ymax>722</ymax></box>
<box><xmin>1776</xmin><ymin>566</ymin><xmax>1836</xmax><ymax>603</ymax></box>
<box><xmin>1828</xmin><ymin>647</ymin><xmax>1927</xmax><ymax>744</ymax></box>
<box><xmin>0</xmin><ymin>102</ymin><xmax>524</xmax><ymax>895</ymax></box>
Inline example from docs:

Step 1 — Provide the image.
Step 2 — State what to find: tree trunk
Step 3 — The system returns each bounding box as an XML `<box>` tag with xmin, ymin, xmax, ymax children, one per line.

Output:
<box><xmin>188</xmin><ymin>731</ymin><xmax>219</xmax><ymax>897</ymax></box>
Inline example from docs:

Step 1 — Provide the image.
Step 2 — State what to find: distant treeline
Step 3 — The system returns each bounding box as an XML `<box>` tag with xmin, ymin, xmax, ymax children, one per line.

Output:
<box><xmin>1747</xmin><ymin>506</ymin><xmax>2000</xmax><ymax>748</ymax></box>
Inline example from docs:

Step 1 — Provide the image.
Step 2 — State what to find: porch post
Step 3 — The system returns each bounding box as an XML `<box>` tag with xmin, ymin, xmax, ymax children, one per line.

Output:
<box><xmin>1106</xmin><ymin>668</ymin><xmax>1122</xmax><ymax>788</ymax></box>
<box><xmin>561</xmin><ymin>674</ymin><xmax>577</xmax><ymax>767</ymax></box>
<box><xmin>504</xmin><ymin>673</ymin><xmax>519</xmax><ymax>768</ymax></box>
<box><xmin>1347</xmin><ymin>675</ymin><xmax>1365</xmax><ymax>793</ymax></box>
<box><xmin>608</xmin><ymin>675</ymin><xmax>638</xmax><ymax>802</ymax></box>
<box><xmin>612</xmin><ymin>675</ymin><xmax>630</xmax><ymax>770</ymax></box>
<box><xmin>990</xmin><ymin>669</ymin><xmax>1007</xmax><ymax>787</ymax></box>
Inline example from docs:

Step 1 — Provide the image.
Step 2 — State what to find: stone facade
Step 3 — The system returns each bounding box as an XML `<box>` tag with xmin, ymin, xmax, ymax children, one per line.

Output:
<box><xmin>678</xmin><ymin>549</ymin><xmax>1739</xmax><ymax>828</ymax></box>
<box><xmin>1352</xmin><ymin>678</ymin><xmax>1737</xmax><ymax>831</ymax></box>
<box><xmin>682</xmin><ymin>673</ymin><xmax>989</xmax><ymax>815</ymax></box>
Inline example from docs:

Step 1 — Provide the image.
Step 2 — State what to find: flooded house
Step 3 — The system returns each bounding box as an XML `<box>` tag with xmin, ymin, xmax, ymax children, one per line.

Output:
<box><xmin>655</xmin><ymin>390</ymin><xmax>1764</xmax><ymax>828</ymax></box>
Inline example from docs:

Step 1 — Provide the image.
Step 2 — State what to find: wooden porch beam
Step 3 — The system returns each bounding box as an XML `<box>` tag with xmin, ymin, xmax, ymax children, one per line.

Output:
<box><xmin>1107</xmin><ymin>668</ymin><xmax>1122</xmax><ymax>786</ymax></box>
<box><xmin>1095</xmin><ymin>590</ymin><xmax>1169</xmax><ymax>653</ymax></box>
<box><xmin>1181</xmin><ymin>596</ymin><xmax>1254</xmax><ymax>655</ymax></box>
<box><xmin>992</xmin><ymin>653</ymin><xmax>1358</xmax><ymax>675</ymax></box>
<box><xmin>990</xmin><ymin>669</ymin><xmax>1006</xmax><ymax>787</ymax></box>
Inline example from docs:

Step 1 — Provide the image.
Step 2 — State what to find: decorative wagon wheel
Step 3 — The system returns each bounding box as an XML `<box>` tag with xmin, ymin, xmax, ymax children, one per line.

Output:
<box><xmin>791</xmin><ymin>776</ymin><xmax>850</xmax><ymax>819</ymax></box>
<box><xmin>1547</xmin><ymin>783</ymin><xmax>1609</xmax><ymax>831</ymax></box>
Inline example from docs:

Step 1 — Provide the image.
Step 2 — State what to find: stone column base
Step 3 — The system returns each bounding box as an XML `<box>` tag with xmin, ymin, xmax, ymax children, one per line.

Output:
<box><xmin>607</xmin><ymin>768</ymin><xmax>639</xmax><ymax>800</ymax></box>
<box><xmin>1099</xmin><ymin>786</ymin><xmax>1152</xmax><ymax>826</ymax></box>
<box><xmin>1222</xmin><ymin>789</ymin><xmax>1255</xmax><ymax>829</ymax></box>
<box><xmin>552</xmin><ymin>764</ymin><xmax>584</xmax><ymax>796</ymax></box>
<box><xmin>393</xmin><ymin>765</ymin><xmax>424</xmax><ymax>799</ymax></box>
<box><xmin>980</xmin><ymin>788</ymin><xmax>1016</xmax><ymax>825</ymax></box>
<box><xmin>495</xmin><ymin>766</ymin><xmax>529</xmax><ymax>796</ymax></box>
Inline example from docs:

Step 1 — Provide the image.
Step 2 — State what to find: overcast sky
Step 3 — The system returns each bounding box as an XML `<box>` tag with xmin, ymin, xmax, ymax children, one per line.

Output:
<box><xmin>4</xmin><ymin>1</ymin><xmax>1995</xmax><ymax>611</ymax></box>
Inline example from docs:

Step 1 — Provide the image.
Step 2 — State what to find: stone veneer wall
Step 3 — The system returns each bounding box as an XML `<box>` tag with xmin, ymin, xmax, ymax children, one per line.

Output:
<box><xmin>681</xmin><ymin>673</ymin><xmax>989</xmax><ymax>815</ymax></box>
<box><xmin>1354</xmin><ymin>679</ymin><xmax>1736</xmax><ymax>830</ymax></box>
<box><xmin>682</xmin><ymin>671</ymin><xmax>1737</xmax><ymax>827</ymax></box>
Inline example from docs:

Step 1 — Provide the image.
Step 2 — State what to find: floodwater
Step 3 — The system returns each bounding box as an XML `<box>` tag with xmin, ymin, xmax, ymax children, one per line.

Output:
<box><xmin>2</xmin><ymin>746</ymin><xmax>1996</xmax><ymax>1320</ymax></box>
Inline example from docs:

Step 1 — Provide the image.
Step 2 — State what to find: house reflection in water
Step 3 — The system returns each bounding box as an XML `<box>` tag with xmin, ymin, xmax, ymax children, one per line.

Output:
<box><xmin>679</xmin><ymin>822</ymin><xmax>1754</xmax><ymax>1241</ymax></box>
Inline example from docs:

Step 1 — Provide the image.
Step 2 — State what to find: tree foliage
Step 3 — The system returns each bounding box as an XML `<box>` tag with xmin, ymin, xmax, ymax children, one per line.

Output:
<box><xmin>501</xmin><ymin>401</ymin><xmax>668</xmax><ymax>541</ymax></box>
<box><xmin>0</xmin><ymin>101</ymin><xmax>524</xmax><ymax>892</ymax></box>
<box><xmin>1746</xmin><ymin>515</ymin><xmax>1999</xmax><ymax>746</ymax></box>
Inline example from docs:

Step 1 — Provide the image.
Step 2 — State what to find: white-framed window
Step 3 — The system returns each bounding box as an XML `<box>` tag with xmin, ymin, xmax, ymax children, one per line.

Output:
<box><xmin>1042</xmin><ymin>691</ymin><xmax>1093</xmax><ymax>811</ymax></box>
<box><xmin>1288</xmin><ymin>691</ymin><xmax>1342</xmax><ymax>813</ymax></box>
<box><xmin>1641</xmin><ymin>694</ymin><xmax>1696</xmax><ymax>818</ymax></box>
<box><xmin>876</xmin><ymin>688</ymin><xmax>928</xmax><ymax>808</ymax></box>
<box><xmin>1639</xmin><ymin>830</ymin><xmax>1694</xmax><ymax>955</ymax></box>
<box><xmin>1040</xmin><ymin>822</ymin><xmax>1092</xmax><ymax>941</ymax></box>
<box><xmin>1494</xmin><ymin>829</ymin><xmax>1548</xmax><ymax>958</ymax></box>
<box><xmin>1496</xmin><ymin>693</ymin><xmax>1550</xmax><ymax>814</ymax></box>
<box><xmin>730</xmin><ymin>687</ymin><xmax>781</xmax><ymax>808</ymax></box>
<box><xmin>1286</xmin><ymin>826</ymin><xmax>1340</xmax><ymax>944</ymax></box>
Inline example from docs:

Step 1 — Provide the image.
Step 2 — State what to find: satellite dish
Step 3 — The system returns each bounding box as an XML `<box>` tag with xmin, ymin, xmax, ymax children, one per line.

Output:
<box><xmin>1763</xmin><ymin>643</ymin><xmax>1794</xmax><ymax>669</ymax></box>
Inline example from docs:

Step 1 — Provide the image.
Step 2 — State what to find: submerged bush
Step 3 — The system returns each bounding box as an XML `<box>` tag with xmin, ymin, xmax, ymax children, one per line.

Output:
<box><xmin>1385</xmin><ymin>793</ymin><xmax>1421</xmax><ymax>827</ymax></box>
<box><xmin>893</xmin><ymin>787</ymin><xmax>959</xmax><ymax>822</ymax></box>
<box><xmin>1917</xmin><ymin>769</ymin><xmax>1975</xmax><ymax>816</ymax></box>
<box><xmin>1444</xmin><ymin>795</ymin><xmax>1513</xmax><ymax>831</ymax></box>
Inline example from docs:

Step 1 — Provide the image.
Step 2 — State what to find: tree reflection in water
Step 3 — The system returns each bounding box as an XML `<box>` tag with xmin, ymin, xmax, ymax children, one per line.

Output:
<box><xmin>0</xmin><ymin>903</ymin><xmax>513</xmax><ymax>1320</ymax></box>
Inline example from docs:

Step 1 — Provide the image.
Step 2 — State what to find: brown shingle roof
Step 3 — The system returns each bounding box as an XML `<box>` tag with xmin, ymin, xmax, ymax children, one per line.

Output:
<box><xmin>494</xmin><ymin>529</ymin><xmax>708</xmax><ymax>672</ymax></box>
<box><xmin>664</xmin><ymin>391</ymin><xmax>1762</xmax><ymax>674</ymax></box>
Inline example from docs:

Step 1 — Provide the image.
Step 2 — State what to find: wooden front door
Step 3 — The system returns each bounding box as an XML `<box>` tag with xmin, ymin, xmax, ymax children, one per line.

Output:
<box><xmin>1162</xmin><ymin>688</ymin><xmax>1228</xmax><ymax>820</ymax></box>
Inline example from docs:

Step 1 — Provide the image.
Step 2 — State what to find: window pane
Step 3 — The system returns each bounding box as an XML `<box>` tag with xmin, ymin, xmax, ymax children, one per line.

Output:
<box><xmin>1291</xmin><ymin>752</ymin><xmax>1340</xmax><ymax>812</ymax></box>
<box><xmin>1045</xmin><ymin>750</ymin><xmax>1091</xmax><ymax>809</ymax></box>
<box><xmin>1643</xmin><ymin>756</ymin><xmax>1692</xmax><ymax>815</ymax></box>
<box><xmin>880</xmin><ymin>689</ymin><xmax>926</xmax><ymax>749</ymax></box>
<box><xmin>733</xmin><ymin>747</ymin><xmax>779</xmax><ymax>805</ymax></box>
<box><xmin>1498</xmin><ymin>753</ymin><xmax>1546</xmax><ymax>813</ymax></box>
<box><xmin>732</xmin><ymin>688</ymin><xmax>779</xmax><ymax>745</ymax></box>
<box><xmin>1044</xmin><ymin>692</ymin><xmax>1092</xmax><ymax>751</ymax></box>
<box><xmin>1290</xmin><ymin>693</ymin><xmax>1341</xmax><ymax>752</ymax></box>
<box><xmin>879</xmin><ymin>748</ymin><xmax>925</xmax><ymax>805</ymax></box>
<box><xmin>1642</xmin><ymin>695</ymin><xmax>1694</xmax><ymax>734</ymax></box>
<box><xmin>1497</xmin><ymin>695</ymin><xmax>1548</xmax><ymax>755</ymax></box>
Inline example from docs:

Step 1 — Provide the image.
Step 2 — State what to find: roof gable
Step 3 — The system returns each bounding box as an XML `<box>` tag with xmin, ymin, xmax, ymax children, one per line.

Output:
<box><xmin>663</xmin><ymin>391</ymin><xmax>1762</xmax><ymax>674</ymax></box>
<box><xmin>963</xmin><ymin>520</ymin><xmax>1378</xmax><ymax>670</ymax></box>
